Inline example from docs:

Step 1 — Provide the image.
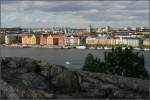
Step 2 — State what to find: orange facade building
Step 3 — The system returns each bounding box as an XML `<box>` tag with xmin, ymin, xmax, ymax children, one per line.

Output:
<box><xmin>58</xmin><ymin>36</ymin><xmax>65</xmax><ymax>48</ymax></box>
<box><xmin>22</xmin><ymin>34</ymin><xmax>65</xmax><ymax>47</ymax></box>
<box><xmin>22</xmin><ymin>34</ymin><xmax>38</xmax><ymax>45</ymax></box>
<box><xmin>22</xmin><ymin>35</ymin><xmax>29</xmax><ymax>45</ymax></box>
<box><xmin>40</xmin><ymin>34</ymin><xmax>48</xmax><ymax>45</ymax></box>
<box><xmin>47</xmin><ymin>34</ymin><xmax>65</xmax><ymax>47</ymax></box>
<box><xmin>47</xmin><ymin>35</ymin><xmax>53</xmax><ymax>45</ymax></box>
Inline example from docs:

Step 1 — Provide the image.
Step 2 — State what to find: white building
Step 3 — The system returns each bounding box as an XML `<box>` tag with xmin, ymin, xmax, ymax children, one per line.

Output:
<box><xmin>65</xmin><ymin>35</ymin><xmax>80</xmax><ymax>47</ymax></box>
<box><xmin>5</xmin><ymin>34</ymin><xmax>22</xmax><ymax>44</ymax></box>
<box><xmin>5</xmin><ymin>35</ymin><xmax>17</xmax><ymax>44</ymax></box>
<box><xmin>116</xmin><ymin>37</ymin><xmax>140</xmax><ymax>47</ymax></box>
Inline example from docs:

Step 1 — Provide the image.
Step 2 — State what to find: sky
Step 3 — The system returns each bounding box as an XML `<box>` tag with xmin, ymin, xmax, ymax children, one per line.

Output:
<box><xmin>1</xmin><ymin>0</ymin><xmax>149</xmax><ymax>28</ymax></box>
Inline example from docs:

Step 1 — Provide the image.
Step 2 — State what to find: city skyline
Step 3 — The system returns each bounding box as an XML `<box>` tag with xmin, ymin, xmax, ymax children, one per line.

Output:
<box><xmin>1</xmin><ymin>0</ymin><xmax>149</xmax><ymax>28</ymax></box>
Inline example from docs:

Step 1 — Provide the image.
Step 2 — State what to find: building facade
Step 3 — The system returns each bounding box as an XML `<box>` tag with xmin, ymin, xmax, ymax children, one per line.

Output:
<box><xmin>40</xmin><ymin>34</ymin><xmax>48</xmax><ymax>45</ymax></box>
<box><xmin>143</xmin><ymin>39</ymin><xmax>150</xmax><ymax>46</ymax></box>
<box><xmin>47</xmin><ymin>34</ymin><xmax>65</xmax><ymax>47</ymax></box>
<box><xmin>86</xmin><ymin>37</ymin><xmax>98</xmax><ymax>45</ymax></box>
<box><xmin>116</xmin><ymin>37</ymin><xmax>140</xmax><ymax>47</ymax></box>
<box><xmin>65</xmin><ymin>35</ymin><xmax>80</xmax><ymax>47</ymax></box>
<box><xmin>28</xmin><ymin>34</ymin><xmax>36</xmax><ymax>45</ymax></box>
<box><xmin>86</xmin><ymin>37</ymin><xmax>116</xmax><ymax>46</ymax></box>
<box><xmin>22</xmin><ymin>34</ymin><xmax>39</xmax><ymax>45</ymax></box>
<box><xmin>5</xmin><ymin>34</ymin><xmax>19</xmax><ymax>44</ymax></box>
<box><xmin>22</xmin><ymin>35</ymin><xmax>29</xmax><ymax>45</ymax></box>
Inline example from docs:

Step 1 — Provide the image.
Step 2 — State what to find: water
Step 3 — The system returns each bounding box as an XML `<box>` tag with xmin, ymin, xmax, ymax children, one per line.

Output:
<box><xmin>0</xmin><ymin>47</ymin><xmax>150</xmax><ymax>73</ymax></box>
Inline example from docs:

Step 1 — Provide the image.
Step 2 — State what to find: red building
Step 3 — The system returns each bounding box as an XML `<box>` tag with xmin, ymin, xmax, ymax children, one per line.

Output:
<box><xmin>40</xmin><ymin>34</ymin><xmax>48</xmax><ymax>45</ymax></box>
<box><xmin>47</xmin><ymin>34</ymin><xmax>65</xmax><ymax>48</ymax></box>
<box><xmin>58</xmin><ymin>35</ymin><xmax>65</xmax><ymax>48</ymax></box>
<box><xmin>53</xmin><ymin>35</ymin><xmax>65</xmax><ymax>48</ymax></box>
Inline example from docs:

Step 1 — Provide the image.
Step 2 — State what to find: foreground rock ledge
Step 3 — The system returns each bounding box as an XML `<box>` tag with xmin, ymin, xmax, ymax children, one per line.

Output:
<box><xmin>0</xmin><ymin>57</ymin><xmax>149</xmax><ymax>99</ymax></box>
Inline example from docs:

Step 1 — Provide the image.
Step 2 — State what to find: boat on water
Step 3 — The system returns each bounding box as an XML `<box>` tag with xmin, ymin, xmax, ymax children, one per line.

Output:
<box><xmin>134</xmin><ymin>48</ymin><xmax>141</xmax><ymax>50</ymax></box>
<box><xmin>76</xmin><ymin>46</ymin><xmax>86</xmax><ymax>49</ymax></box>
<box><xmin>97</xmin><ymin>47</ymin><xmax>103</xmax><ymax>50</ymax></box>
<box><xmin>104</xmin><ymin>47</ymin><xmax>112</xmax><ymax>50</ymax></box>
<box><xmin>143</xmin><ymin>48</ymin><xmax>150</xmax><ymax>51</ymax></box>
<box><xmin>65</xmin><ymin>61</ymin><xmax>70</xmax><ymax>65</ymax></box>
<box><xmin>122</xmin><ymin>47</ymin><xmax>126</xmax><ymax>50</ymax></box>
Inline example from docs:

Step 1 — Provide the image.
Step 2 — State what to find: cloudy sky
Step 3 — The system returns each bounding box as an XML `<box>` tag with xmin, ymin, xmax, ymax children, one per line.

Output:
<box><xmin>1</xmin><ymin>0</ymin><xmax>149</xmax><ymax>28</ymax></box>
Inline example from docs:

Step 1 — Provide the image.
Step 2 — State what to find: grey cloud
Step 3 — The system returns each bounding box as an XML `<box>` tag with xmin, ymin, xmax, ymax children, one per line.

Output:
<box><xmin>1</xmin><ymin>0</ymin><xmax>149</xmax><ymax>27</ymax></box>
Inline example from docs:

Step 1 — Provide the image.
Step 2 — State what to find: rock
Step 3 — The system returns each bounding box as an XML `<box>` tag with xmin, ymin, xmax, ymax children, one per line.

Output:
<box><xmin>1</xmin><ymin>57</ymin><xmax>149</xmax><ymax>99</ymax></box>
<box><xmin>20</xmin><ymin>72</ymin><xmax>49</xmax><ymax>90</ymax></box>
<box><xmin>48</xmin><ymin>64</ymin><xmax>66</xmax><ymax>77</ymax></box>
<box><xmin>0</xmin><ymin>80</ymin><xmax>19</xmax><ymax>100</ymax></box>
<box><xmin>43</xmin><ymin>92</ymin><xmax>56</xmax><ymax>99</ymax></box>
<box><xmin>7</xmin><ymin>61</ymin><xmax>17</xmax><ymax>68</ymax></box>
<box><xmin>51</xmin><ymin>70</ymin><xmax>81</xmax><ymax>93</ymax></box>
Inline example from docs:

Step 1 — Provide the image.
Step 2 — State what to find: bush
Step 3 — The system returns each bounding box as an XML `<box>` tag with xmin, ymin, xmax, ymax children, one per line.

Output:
<box><xmin>83</xmin><ymin>46</ymin><xmax>149</xmax><ymax>80</ymax></box>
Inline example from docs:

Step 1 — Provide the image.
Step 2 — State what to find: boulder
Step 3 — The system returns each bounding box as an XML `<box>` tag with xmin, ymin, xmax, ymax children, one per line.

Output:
<box><xmin>7</xmin><ymin>61</ymin><xmax>17</xmax><ymax>68</ymax></box>
<box><xmin>20</xmin><ymin>72</ymin><xmax>49</xmax><ymax>90</ymax></box>
<box><xmin>51</xmin><ymin>70</ymin><xmax>81</xmax><ymax>93</ymax></box>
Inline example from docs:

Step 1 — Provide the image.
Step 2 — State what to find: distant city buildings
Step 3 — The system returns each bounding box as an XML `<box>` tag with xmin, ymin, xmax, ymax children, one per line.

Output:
<box><xmin>0</xmin><ymin>25</ymin><xmax>150</xmax><ymax>48</ymax></box>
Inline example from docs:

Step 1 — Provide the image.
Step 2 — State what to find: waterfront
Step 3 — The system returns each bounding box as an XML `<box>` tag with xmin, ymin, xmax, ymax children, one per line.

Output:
<box><xmin>0</xmin><ymin>47</ymin><xmax>150</xmax><ymax>73</ymax></box>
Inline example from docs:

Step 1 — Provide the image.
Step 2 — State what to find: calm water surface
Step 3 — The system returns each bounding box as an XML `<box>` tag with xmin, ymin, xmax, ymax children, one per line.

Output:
<box><xmin>1</xmin><ymin>47</ymin><xmax>150</xmax><ymax>73</ymax></box>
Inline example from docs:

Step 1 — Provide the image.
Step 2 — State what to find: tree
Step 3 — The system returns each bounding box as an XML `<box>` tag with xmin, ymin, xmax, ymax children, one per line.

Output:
<box><xmin>83</xmin><ymin>46</ymin><xmax>149</xmax><ymax>80</ymax></box>
<box><xmin>83</xmin><ymin>53</ymin><xmax>94</xmax><ymax>70</ymax></box>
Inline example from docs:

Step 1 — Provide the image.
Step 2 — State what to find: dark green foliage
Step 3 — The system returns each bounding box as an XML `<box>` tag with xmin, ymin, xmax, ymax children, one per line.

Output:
<box><xmin>83</xmin><ymin>53</ymin><xmax>94</xmax><ymax>70</ymax></box>
<box><xmin>80</xmin><ymin>36</ymin><xmax>86</xmax><ymax>46</ymax></box>
<box><xmin>83</xmin><ymin>46</ymin><xmax>149</xmax><ymax>80</ymax></box>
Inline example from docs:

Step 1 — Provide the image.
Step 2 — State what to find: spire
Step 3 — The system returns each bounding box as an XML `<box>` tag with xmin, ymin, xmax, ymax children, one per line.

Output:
<box><xmin>87</xmin><ymin>24</ymin><xmax>92</xmax><ymax>33</ymax></box>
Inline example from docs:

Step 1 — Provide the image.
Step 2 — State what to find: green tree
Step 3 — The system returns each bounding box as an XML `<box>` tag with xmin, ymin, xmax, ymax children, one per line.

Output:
<box><xmin>83</xmin><ymin>53</ymin><xmax>94</xmax><ymax>71</ymax></box>
<box><xmin>83</xmin><ymin>46</ymin><xmax>149</xmax><ymax>80</ymax></box>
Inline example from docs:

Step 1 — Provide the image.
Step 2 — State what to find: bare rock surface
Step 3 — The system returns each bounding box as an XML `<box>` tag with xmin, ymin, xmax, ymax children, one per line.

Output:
<box><xmin>1</xmin><ymin>57</ymin><xmax>149</xmax><ymax>99</ymax></box>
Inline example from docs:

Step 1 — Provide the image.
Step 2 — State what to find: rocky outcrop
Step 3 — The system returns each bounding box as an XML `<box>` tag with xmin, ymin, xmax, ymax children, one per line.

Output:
<box><xmin>1</xmin><ymin>57</ymin><xmax>149</xmax><ymax>99</ymax></box>
<box><xmin>0</xmin><ymin>80</ymin><xmax>19</xmax><ymax>100</ymax></box>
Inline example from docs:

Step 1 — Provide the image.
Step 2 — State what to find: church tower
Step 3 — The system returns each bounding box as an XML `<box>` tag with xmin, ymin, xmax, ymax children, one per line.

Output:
<box><xmin>87</xmin><ymin>24</ymin><xmax>92</xmax><ymax>33</ymax></box>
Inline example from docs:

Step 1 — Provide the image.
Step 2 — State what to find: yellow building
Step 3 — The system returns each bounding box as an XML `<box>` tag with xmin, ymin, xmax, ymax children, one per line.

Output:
<box><xmin>28</xmin><ymin>34</ymin><xmax>36</xmax><ymax>45</ymax></box>
<box><xmin>86</xmin><ymin>37</ymin><xmax>117</xmax><ymax>46</ymax></box>
<box><xmin>143</xmin><ymin>39</ymin><xmax>150</xmax><ymax>46</ymax></box>
<box><xmin>86</xmin><ymin>37</ymin><xmax>98</xmax><ymax>45</ymax></box>
<box><xmin>47</xmin><ymin>34</ymin><xmax>53</xmax><ymax>45</ymax></box>
<box><xmin>97</xmin><ymin>38</ymin><xmax>116</xmax><ymax>46</ymax></box>
<box><xmin>135</xmin><ymin>32</ymin><xmax>150</xmax><ymax>35</ymax></box>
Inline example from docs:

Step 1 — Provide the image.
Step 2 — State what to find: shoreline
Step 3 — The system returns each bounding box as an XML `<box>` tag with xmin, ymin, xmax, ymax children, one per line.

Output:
<box><xmin>1</xmin><ymin>44</ymin><xmax>150</xmax><ymax>51</ymax></box>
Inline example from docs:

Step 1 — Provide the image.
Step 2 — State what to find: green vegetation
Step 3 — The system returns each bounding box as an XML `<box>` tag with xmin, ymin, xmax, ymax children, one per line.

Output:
<box><xmin>83</xmin><ymin>46</ymin><xmax>149</xmax><ymax>80</ymax></box>
<box><xmin>139</xmin><ymin>44</ymin><xmax>150</xmax><ymax>49</ymax></box>
<box><xmin>80</xmin><ymin>37</ymin><xmax>86</xmax><ymax>46</ymax></box>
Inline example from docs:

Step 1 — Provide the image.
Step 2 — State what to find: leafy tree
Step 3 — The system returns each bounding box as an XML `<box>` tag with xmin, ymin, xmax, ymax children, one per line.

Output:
<box><xmin>83</xmin><ymin>46</ymin><xmax>149</xmax><ymax>80</ymax></box>
<box><xmin>83</xmin><ymin>53</ymin><xmax>94</xmax><ymax>70</ymax></box>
